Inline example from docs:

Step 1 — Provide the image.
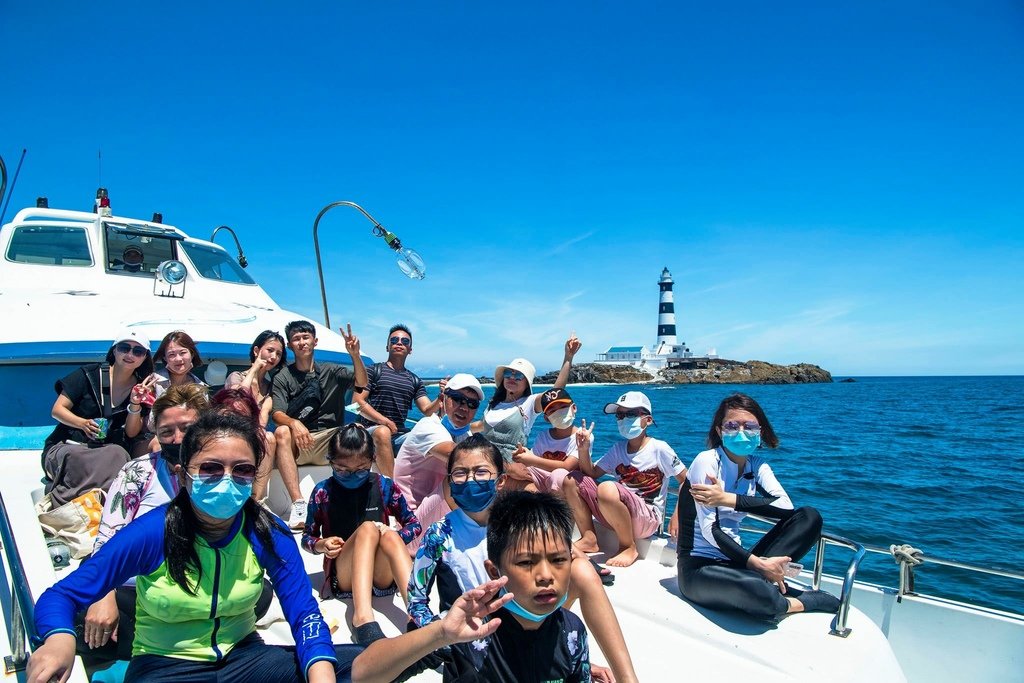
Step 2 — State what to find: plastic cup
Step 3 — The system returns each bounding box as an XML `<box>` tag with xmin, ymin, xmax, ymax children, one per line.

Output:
<box><xmin>783</xmin><ymin>561</ymin><xmax>803</xmax><ymax>578</ymax></box>
<box><xmin>94</xmin><ymin>417</ymin><xmax>109</xmax><ymax>441</ymax></box>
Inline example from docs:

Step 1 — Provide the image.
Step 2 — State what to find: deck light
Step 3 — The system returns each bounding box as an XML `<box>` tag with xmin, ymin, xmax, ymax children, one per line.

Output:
<box><xmin>157</xmin><ymin>259</ymin><xmax>187</xmax><ymax>285</ymax></box>
<box><xmin>209</xmin><ymin>225</ymin><xmax>248</xmax><ymax>268</ymax></box>
<box><xmin>312</xmin><ymin>200</ymin><xmax>426</xmax><ymax>328</ymax></box>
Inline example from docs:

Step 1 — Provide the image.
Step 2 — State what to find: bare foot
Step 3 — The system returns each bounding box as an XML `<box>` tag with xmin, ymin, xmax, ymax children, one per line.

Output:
<box><xmin>606</xmin><ymin>545</ymin><xmax>639</xmax><ymax>567</ymax></box>
<box><xmin>573</xmin><ymin>531</ymin><xmax>600</xmax><ymax>554</ymax></box>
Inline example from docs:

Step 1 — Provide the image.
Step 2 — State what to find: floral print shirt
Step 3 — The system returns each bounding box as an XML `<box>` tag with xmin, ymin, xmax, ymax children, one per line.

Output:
<box><xmin>95</xmin><ymin>452</ymin><xmax>179</xmax><ymax>553</ymax></box>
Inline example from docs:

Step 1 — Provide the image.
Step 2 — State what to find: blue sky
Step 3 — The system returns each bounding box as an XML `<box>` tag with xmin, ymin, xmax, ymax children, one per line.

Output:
<box><xmin>2</xmin><ymin>2</ymin><xmax>1022</xmax><ymax>377</ymax></box>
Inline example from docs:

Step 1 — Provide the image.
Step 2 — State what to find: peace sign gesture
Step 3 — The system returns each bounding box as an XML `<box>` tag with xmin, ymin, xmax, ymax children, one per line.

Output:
<box><xmin>340</xmin><ymin>323</ymin><xmax>361</xmax><ymax>357</ymax></box>
<box><xmin>575</xmin><ymin>418</ymin><xmax>594</xmax><ymax>454</ymax></box>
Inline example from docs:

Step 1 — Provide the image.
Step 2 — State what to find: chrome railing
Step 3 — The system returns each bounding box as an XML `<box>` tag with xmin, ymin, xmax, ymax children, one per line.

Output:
<box><xmin>0</xmin><ymin>490</ymin><xmax>38</xmax><ymax>673</ymax></box>
<box><xmin>743</xmin><ymin>514</ymin><xmax>864</xmax><ymax>637</ymax></box>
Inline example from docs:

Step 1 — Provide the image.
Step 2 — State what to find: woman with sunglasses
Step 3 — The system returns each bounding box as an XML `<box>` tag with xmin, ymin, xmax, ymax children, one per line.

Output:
<box><xmin>474</xmin><ymin>334</ymin><xmax>582</xmax><ymax>469</ymax></box>
<box><xmin>30</xmin><ymin>411</ymin><xmax>363</xmax><ymax>683</ymax></box>
<box><xmin>41</xmin><ymin>329</ymin><xmax>155</xmax><ymax>506</ymax></box>
<box><xmin>672</xmin><ymin>393</ymin><xmax>839</xmax><ymax>620</ymax></box>
<box><xmin>76</xmin><ymin>384</ymin><xmax>210</xmax><ymax>661</ymax></box>
<box><xmin>300</xmin><ymin>424</ymin><xmax>420</xmax><ymax>645</ymax></box>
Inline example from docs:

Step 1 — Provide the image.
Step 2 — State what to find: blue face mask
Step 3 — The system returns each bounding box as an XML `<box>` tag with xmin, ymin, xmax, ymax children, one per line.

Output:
<box><xmin>617</xmin><ymin>416</ymin><xmax>646</xmax><ymax>440</ymax></box>
<box><xmin>333</xmin><ymin>470</ymin><xmax>371</xmax><ymax>489</ymax></box>
<box><xmin>722</xmin><ymin>431</ymin><xmax>761</xmax><ymax>456</ymax></box>
<box><xmin>189</xmin><ymin>476</ymin><xmax>251</xmax><ymax>520</ymax></box>
<box><xmin>450</xmin><ymin>479</ymin><xmax>497</xmax><ymax>513</ymax></box>
<box><xmin>499</xmin><ymin>587</ymin><xmax>568</xmax><ymax>623</ymax></box>
<box><xmin>441</xmin><ymin>415</ymin><xmax>470</xmax><ymax>438</ymax></box>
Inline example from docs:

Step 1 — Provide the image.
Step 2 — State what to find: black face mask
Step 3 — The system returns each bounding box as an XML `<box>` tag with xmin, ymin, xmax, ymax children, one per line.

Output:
<box><xmin>160</xmin><ymin>442</ymin><xmax>182</xmax><ymax>466</ymax></box>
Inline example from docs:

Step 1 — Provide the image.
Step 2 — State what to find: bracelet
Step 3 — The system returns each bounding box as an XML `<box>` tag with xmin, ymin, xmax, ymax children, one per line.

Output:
<box><xmin>127</xmin><ymin>403</ymin><xmax>142</xmax><ymax>414</ymax></box>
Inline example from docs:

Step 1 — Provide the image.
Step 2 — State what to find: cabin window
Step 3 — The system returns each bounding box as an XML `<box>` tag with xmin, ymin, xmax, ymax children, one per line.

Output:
<box><xmin>5</xmin><ymin>225</ymin><xmax>93</xmax><ymax>266</ymax></box>
<box><xmin>178</xmin><ymin>241</ymin><xmax>255</xmax><ymax>284</ymax></box>
<box><xmin>104</xmin><ymin>225</ymin><xmax>176</xmax><ymax>275</ymax></box>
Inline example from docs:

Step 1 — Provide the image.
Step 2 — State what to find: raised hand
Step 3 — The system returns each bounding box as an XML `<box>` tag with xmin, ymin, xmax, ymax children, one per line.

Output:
<box><xmin>564</xmin><ymin>332</ymin><xmax>582</xmax><ymax>359</ymax></box>
<box><xmin>511</xmin><ymin>443</ymin><xmax>530</xmax><ymax>463</ymax></box>
<box><xmin>439</xmin><ymin>576</ymin><xmax>513</xmax><ymax>645</ymax></box>
<box><xmin>340</xmin><ymin>323</ymin><xmax>361</xmax><ymax>357</ymax></box>
<box><xmin>575</xmin><ymin>418</ymin><xmax>594</xmax><ymax>452</ymax></box>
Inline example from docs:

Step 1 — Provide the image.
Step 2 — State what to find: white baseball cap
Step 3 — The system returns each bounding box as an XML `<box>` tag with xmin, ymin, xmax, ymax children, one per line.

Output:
<box><xmin>446</xmin><ymin>373</ymin><xmax>485</xmax><ymax>401</ymax></box>
<box><xmin>603</xmin><ymin>390</ymin><xmax>655</xmax><ymax>422</ymax></box>
<box><xmin>112</xmin><ymin>328</ymin><xmax>151</xmax><ymax>352</ymax></box>
<box><xmin>495</xmin><ymin>358</ymin><xmax>536</xmax><ymax>388</ymax></box>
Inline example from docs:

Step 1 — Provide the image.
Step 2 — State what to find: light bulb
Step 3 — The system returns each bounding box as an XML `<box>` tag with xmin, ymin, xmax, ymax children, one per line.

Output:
<box><xmin>396</xmin><ymin>247</ymin><xmax>426</xmax><ymax>280</ymax></box>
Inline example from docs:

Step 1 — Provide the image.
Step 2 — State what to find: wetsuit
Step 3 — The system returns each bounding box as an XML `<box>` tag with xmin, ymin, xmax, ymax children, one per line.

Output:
<box><xmin>443</xmin><ymin>607</ymin><xmax>591</xmax><ymax>682</ymax></box>
<box><xmin>35</xmin><ymin>505</ymin><xmax>346</xmax><ymax>681</ymax></box>
<box><xmin>676</xmin><ymin>447</ymin><xmax>822</xmax><ymax>620</ymax></box>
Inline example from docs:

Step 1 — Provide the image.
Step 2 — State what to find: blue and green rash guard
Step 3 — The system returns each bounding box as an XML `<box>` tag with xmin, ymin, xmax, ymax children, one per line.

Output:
<box><xmin>34</xmin><ymin>504</ymin><xmax>336</xmax><ymax>678</ymax></box>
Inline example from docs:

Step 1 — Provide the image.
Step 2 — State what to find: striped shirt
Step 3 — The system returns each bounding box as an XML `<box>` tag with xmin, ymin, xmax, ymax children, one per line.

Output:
<box><xmin>357</xmin><ymin>362</ymin><xmax>426</xmax><ymax>433</ymax></box>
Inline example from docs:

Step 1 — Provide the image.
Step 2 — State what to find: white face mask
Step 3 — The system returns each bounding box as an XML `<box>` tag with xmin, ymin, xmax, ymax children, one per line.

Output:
<box><xmin>617</xmin><ymin>416</ymin><xmax>646</xmax><ymax>440</ymax></box>
<box><xmin>546</xmin><ymin>406</ymin><xmax>575</xmax><ymax>429</ymax></box>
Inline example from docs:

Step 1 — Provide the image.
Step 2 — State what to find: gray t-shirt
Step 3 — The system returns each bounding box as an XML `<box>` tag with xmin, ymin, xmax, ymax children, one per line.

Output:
<box><xmin>271</xmin><ymin>361</ymin><xmax>354</xmax><ymax>432</ymax></box>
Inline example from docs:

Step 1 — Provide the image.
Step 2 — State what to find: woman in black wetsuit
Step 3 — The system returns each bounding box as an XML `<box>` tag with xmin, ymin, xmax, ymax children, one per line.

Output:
<box><xmin>671</xmin><ymin>393</ymin><xmax>839</xmax><ymax>620</ymax></box>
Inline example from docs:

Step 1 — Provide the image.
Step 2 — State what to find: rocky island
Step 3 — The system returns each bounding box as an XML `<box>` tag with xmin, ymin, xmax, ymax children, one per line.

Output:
<box><xmin>534</xmin><ymin>359</ymin><xmax>832</xmax><ymax>385</ymax></box>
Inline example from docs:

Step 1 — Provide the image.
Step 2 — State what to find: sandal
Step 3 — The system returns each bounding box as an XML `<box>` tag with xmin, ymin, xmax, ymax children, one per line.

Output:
<box><xmin>589</xmin><ymin>557</ymin><xmax>615</xmax><ymax>586</ymax></box>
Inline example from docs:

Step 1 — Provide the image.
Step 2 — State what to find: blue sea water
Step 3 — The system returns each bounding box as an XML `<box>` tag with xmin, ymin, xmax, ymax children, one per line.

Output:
<box><xmin>430</xmin><ymin>376</ymin><xmax>1024</xmax><ymax>615</ymax></box>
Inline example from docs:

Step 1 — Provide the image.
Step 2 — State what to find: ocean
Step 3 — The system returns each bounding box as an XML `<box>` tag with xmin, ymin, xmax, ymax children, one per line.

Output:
<box><xmin>424</xmin><ymin>376</ymin><xmax>1024</xmax><ymax>615</ymax></box>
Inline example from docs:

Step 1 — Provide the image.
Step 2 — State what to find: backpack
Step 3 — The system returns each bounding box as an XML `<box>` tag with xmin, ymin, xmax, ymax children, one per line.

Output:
<box><xmin>287</xmin><ymin>371</ymin><xmax>323</xmax><ymax>428</ymax></box>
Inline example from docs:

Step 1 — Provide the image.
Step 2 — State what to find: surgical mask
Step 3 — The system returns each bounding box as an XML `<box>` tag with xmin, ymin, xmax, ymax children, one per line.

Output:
<box><xmin>441</xmin><ymin>415</ymin><xmax>470</xmax><ymax>438</ymax></box>
<box><xmin>499</xmin><ymin>587</ymin><xmax>568</xmax><ymax>623</ymax></box>
<box><xmin>722</xmin><ymin>431</ymin><xmax>761</xmax><ymax>456</ymax></box>
<box><xmin>333</xmin><ymin>470</ymin><xmax>371</xmax><ymax>489</ymax></box>
<box><xmin>450</xmin><ymin>479</ymin><xmax>498</xmax><ymax>513</ymax></box>
<box><xmin>189</xmin><ymin>476</ymin><xmax>250</xmax><ymax>520</ymax></box>
<box><xmin>617</xmin><ymin>416</ymin><xmax>646</xmax><ymax>440</ymax></box>
<box><xmin>159</xmin><ymin>442</ymin><xmax>181</xmax><ymax>465</ymax></box>
<box><xmin>546</xmin><ymin>407</ymin><xmax>575</xmax><ymax>430</ymax></box>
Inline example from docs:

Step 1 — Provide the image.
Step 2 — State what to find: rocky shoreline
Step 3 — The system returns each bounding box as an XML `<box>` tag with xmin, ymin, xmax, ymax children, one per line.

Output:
<box><xmin>533</xmin><ymin>359</ymin><xmax>833</xmax><ymax>385</ymax></box>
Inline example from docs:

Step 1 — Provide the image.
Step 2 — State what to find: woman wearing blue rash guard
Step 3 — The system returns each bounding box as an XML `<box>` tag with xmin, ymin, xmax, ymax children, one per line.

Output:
<box><xmin>672</xmin><ymin>393</ymin><xmax>840</xmax><ymax>620</ymax></box>
<box><xmin>28</xmin><ymin>412</ymin><xmax>362</xmax><ymax>683</ymax></box>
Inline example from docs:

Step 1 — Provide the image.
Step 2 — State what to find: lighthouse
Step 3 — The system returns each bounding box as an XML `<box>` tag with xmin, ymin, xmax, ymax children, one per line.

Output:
<box><xmin>656</xmin><ymin>267</ymin><xmax>677</xmax><ymax>347</ymax></box>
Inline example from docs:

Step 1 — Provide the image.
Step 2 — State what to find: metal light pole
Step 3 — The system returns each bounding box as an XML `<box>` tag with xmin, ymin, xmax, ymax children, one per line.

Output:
<box><xmin>210</xmin><ymin>225</ymin><xmax>248</xmax><ymax>268</ymax></box>
<box><xmin>313</xmin><ymin>201</ymin><xmax>426</xmax><ymax>329</ymax></box>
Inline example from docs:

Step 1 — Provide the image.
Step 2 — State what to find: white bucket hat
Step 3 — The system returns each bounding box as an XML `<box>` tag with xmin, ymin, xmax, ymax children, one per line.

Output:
<box><xmin>494</xmin><ymin>358</ymin><xmax>536</xmax><ymax>389</ymax></box>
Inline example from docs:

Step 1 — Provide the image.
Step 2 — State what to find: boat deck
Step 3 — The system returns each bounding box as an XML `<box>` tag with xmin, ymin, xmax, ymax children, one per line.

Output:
<box><xmin>0</xmin><ymin>450</ymin><xmax>908</xmax><ymax>681</ymax></box>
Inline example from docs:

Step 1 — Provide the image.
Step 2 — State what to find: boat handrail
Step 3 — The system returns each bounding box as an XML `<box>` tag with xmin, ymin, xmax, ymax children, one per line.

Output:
<box><xmin>738</xmin><ymin>517</ymin><xmax>1024</xmax><ymax>584</ymax></box>
<box><xmin>0</xmin><ymin>490</ymin><xmax>38</xmax><ymax>672</ymax></box>
<box><xmin>743</xmin><ymin>514</ymin><xmax>864</xmax><ymax>637</ymax></box>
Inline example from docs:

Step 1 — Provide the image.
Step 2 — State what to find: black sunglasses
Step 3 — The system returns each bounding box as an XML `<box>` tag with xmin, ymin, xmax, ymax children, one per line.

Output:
<box><xmin>444</xmin><ymin>389</ymin><xmax>480</xmax><ymax>410</ymax></box>
<box><xmin>115</xmin><ymin>342</ymin><xmax>148</xmax><ymax>358</ymax></box>
<box><xmin>389</xmin><ymin>336</ymin><xmax>411</xmax><ymax>346</ymax></box>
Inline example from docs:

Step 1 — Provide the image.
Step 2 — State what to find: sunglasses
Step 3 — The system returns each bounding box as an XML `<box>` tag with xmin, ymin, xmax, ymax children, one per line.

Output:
<box><xmin>115</xmin><ymin>342</ymin><xmax>148</xmax><ymax>358</ymax></box>
<box><xmin>188</xmin><ymin>461</ymin><xmax>258</xmax><ymax>485</ymax></box>
<box><xmin>389</xmin><ymin>336</ymin><xmax>411</xmax><ymax>346</ymax></box>
<box><xmin>444</xmin><ymin>389</ymin><xmax>481</xmax><ymax>410</ymax></box>
<box><xmin>615</xmin><ymin>409</ymin><xmax>649</xmax><ymax>420</ymax></box>
<box><xmin>502</xmin><ymin>369</ymin><xmax>526</xmax><ymax>381</ymax></box>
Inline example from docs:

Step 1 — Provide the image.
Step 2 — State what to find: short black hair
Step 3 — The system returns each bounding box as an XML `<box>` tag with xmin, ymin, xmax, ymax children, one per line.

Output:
<box><xmin>285</xmin><ymin>320</ymin><xmax>316</xmax><ymax>342</ymax></box>
<box><xmin>706</xmin><ymin>393</ymin><xmax>780</xmax><ymax>449</ymax></box>
<box><xmin>486</xmin><ymin>491</ymin><xmax>574</xmax><ymax>567</ymax></box>
<box><xmin>388</xmin><ymin>323</ymin><xmax>412</xmax><ymax>342</ymax></box>
<box><xmin>447</xmin><ymin>433</ymin><xmax>504</xmax><ymax>476</ymax></box>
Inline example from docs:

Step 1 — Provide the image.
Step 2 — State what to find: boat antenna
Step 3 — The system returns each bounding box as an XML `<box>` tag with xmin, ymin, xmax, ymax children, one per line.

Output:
<box><xmin>0</xmin><ymin>148</ymin><xmax>27</xmax><ymax>225</ymax></box>
<box><xmin>97</xmin><ymin>149</ymin><xmax>102</xmax><ymax>187</ymax></box>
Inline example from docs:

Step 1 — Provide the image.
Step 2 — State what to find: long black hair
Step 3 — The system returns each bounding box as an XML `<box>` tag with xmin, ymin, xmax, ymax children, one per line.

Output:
<box><xmin>165</xmin><ymin>411</ymin><xmax>286</xmax><ymax>594</ymax></box>
<box><xmin>705</xmin><ymin>393</ymin><xmax>780</xmax><ymax>449</ymax></box>
<box><xmin>250</xmin><ymin>329</ymin><xmax>286</xmax><ymax>367</ymax></box>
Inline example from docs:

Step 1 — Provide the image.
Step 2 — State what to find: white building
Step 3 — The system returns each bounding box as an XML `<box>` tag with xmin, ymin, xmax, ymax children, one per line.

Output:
<box><xmin>595</xmin><ymin>267</ymin><xmax>716</xmax><ymax>371</ymax></box>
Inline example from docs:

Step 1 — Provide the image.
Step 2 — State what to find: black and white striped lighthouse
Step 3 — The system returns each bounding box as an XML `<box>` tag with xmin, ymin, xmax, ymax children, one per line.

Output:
<box><xmin>657</xmin><ymin>267</ymin><xmax>677</xmax><ymax>346</ymax></box>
